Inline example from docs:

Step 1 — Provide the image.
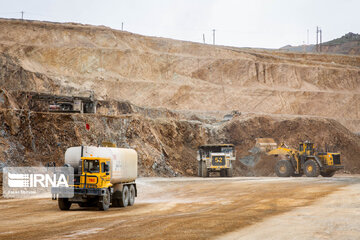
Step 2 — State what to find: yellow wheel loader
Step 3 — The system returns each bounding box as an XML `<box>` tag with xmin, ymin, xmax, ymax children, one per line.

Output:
<box><xmin>267</xmin><ymin>141</ymin><xmax>343</xmax><ymax>177</ymax></box>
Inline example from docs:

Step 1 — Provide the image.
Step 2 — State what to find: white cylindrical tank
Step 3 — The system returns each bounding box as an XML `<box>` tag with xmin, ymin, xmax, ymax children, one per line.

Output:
<box><xmin>65</xmin><ymin>146</ymin><xmax>137</xmax><ymax>183</ymax></box>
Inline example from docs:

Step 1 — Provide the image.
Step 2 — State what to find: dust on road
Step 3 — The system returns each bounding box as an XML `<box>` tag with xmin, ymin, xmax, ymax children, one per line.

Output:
<box><xmin>0</xmin><ymin>177</ymin><xmax>357</xmax><ymax>240</ymax></box>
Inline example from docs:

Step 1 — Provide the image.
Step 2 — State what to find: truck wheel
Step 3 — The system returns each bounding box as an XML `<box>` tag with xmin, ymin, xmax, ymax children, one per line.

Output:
<box><xmin>220</xmin><ymin>169</ymin><xmax>226</xmax><ymax>177</ymax></box>
<box><xmin>128</xmin><ymin>185</ymin><xmax>136</xmax><ymax>206</ymax></box>
<box><xmin>275</xmin><ymin>160</ymin><xmax>293</xmax><ymax>177</ymax></box>
<box><xmin>119</xmin><ymin>186</ymin><xmax>129</xmax><ymax>207</ymax></box>
<box><xmin>304</xmin><ymin>160</ymin><xmax>320</xmax><ymax>177</ymax></box>
<box><xmin>58</xmin><ymin>198</ymin><xmax>72</xmax><ymax>210</ymax></box>
<box><xmin>226</xmin><ymin>168</ymin><xmax>233</xmax><ymax>177</ymax></box>
<box><xmin>201</xmin><ymin>161</ymin><xmax>207</xmax><ymax>178</ymax></box>
<box><xmin>98</xmin><ymin>189</ymin><xmax>111</xmax><ymax>211</ymax></box>
<box><xmin>111</xmin><ymin>191</ymin><xmax>121</xmax><ymax>207</ymax></box>
<box><xmin>320</xmin><ymin>171</ymin><xmax>336</xmax><ymax>177</ymax></box>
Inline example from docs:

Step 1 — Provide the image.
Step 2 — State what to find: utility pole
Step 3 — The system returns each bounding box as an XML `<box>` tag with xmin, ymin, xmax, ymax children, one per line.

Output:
<box><xmin>21</xmin><ymin>11</ymin><xmax>24</xmax><ymax>20</ymax></box>
<box><xmin>303</xmin><ymin>41</ymin><xmax>306</xmax><ymax>52</ymax></box>
<box><xmin>121</xmin><ymin>22</ymin><xmax>124</xmax><ymax>31</ymax></box>
<box><xmin>213</xmin><ymin>29</ymin><xmax>216</xmax><ymax>45</ymax></box>
<box><xmin>319</xmin><ymin>28</ymin><xmax>322</xmax><ymax>52</ymax></box>
<box><xmin>316</xmin><ymin>26</ymin><xmax>323</xmax><ymax>53</ymax></box>
<box><xmin>316</xmin><ymin>26</ymin><xmax>319</xmax><ymax>52</ymax></box>
<box><xmin>203</xmin><ymin>33</ymin><xmax>205</xmax><ymax>44</ymax></box>
<box><xmin>307</xmin><ymin>29</ymin><xmax>309</xmax><ymax>45</ymax></box>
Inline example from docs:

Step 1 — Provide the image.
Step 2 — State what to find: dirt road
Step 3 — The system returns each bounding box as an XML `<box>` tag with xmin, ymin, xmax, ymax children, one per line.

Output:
<box><xmin>0</xmin><ymin>177</ymin><xmax>359</xmax><ymax>240</ymax></box>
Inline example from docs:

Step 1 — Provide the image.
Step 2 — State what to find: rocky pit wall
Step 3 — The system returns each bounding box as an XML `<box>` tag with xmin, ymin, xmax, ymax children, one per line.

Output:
<box><xmin>0</xmin><ymin>19</ymin><xmax>359</xmax><ymax>182</ymax></box>
<box><xmin>1</xmin><ymin>109</ymin><xmax>360</xmax><ymax>178</ymax></box>
<box><xmin>0</xmin><ymin>19</ymin><xmax>359</xmax><ymax>133</ymax></box>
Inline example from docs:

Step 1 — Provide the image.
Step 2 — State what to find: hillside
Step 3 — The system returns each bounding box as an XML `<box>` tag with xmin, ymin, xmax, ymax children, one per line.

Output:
<box><xmin>0</xmin><ymin>19</ymin><xmax>359</xmax><ymax>132</ymax></box>
<box><xmin>0</xmin><ymin>19</ymin><xmax>359</xmax><ymax>176</ymax></box>
<box><xmin>280</xmin><ymin>32</ymin><xmax>360</xmax><ymax>55</ymax></box>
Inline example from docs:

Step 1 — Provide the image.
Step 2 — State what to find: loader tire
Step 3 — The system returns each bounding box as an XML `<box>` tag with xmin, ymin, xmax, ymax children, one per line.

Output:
<box><xmin>119</xmin><ymin>186</ymin><xmax>129</xmax><ymax>207</ymax></box>
<box><xmin>58</xmin><ymin>198</ymin><xmax>72</xmax><ymax>210</ymax></box>
<box><xmin>98</xmin><ymin>189</ymin><xmax>110</xmax><ymax>211</ymax></box>
<box><xmin>320</xmin><ymin>171</ymin><xmax>336</xmax><ymax>177</ymax></box>
<box><xmin>128</xmin><ymin>185</ymin><xmax>136</xmax><ymax>206</ymax></box>
<box><xmin>304</xmin><ymin>159</ymin><xmax>320</xmax><ymax>177</ymax></box>
<box><xmin>275</xmin><ymin>160</ymin><xmax>293</xmax><ymax>177</ymax></box>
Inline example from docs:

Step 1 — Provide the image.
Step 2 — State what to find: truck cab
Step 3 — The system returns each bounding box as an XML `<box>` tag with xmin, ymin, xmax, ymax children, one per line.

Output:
<box><xmin>78</xmin><ymin>157</ymin><xmax>111</xmax><ymax>189</ymax></box>
<box><xmin>197</xmin><ymin>144</ymin><xmax>235</xmax><ymax>177</ymax></box>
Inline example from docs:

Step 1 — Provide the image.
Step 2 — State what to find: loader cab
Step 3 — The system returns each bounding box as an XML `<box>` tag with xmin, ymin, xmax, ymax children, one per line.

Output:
<box><xmin>80</xmin><ymin>157</ymin><xmax>111</xmax><ymax>188</ymax></box>
<box><xmin>299</xmin><ymin>141</ymin><xmax>314</xmax><ymax>156</ymax></box>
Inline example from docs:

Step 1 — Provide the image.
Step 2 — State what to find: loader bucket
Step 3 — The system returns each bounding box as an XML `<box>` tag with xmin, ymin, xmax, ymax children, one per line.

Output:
<box><xmin>255</xmin><ymin>138</ymin><xmax>277</xmax><ymax>152</ymax></box>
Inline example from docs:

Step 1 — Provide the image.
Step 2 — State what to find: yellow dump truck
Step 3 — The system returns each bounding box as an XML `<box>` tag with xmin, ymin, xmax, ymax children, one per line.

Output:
<box><xmin>197</xmin><ymin>144</ymin><xmax>236</xmax><ymax>177</ymax></box>
<box><xmin>51</xmin><ymin>146</ymin><xmax>137</xmax><ymax>211</ymax></box>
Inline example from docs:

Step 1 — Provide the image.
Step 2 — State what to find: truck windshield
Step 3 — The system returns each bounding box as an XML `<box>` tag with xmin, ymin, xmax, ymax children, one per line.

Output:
<box><xmin>221</xmin><ymin>147</ymin><xmax>233</xmax><ymax>154</ymax></box>
<box><xmin>83</xmin><ymin>160</ymin><xmax>100</xmax><ymax>173</ymax></box>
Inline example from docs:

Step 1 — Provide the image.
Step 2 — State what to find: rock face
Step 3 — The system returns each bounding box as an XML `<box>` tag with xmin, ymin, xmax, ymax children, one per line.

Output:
<box><xmin>0</xmin><ymin>109</ymin><xmax>360</xmax><ymax>176</ymax></box>
<box><xmin>0</xmin><ymin>19</ymin><xmax>359</xmax><ymax>177</ymax></box>
<box><xmin>0</xmin><ymin>19</ymin><xmax>359</xmax><ymax>132</ymax></box>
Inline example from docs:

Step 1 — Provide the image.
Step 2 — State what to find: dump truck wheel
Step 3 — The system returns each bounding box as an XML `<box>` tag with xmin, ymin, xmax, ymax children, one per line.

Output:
<box><xmin>304</xmin><ymin>160</ymin><xmax>320</xmax><ymax>177</ymax></box>
<box><xmin>220</xmin><ymin>169</ymin><xmax>226</xmax><ymax>177</ymax></box>
<box><xmin>119</xmin><ymin>186</ymin><xmax>129</xmax><ymax>207</ymax></box>
<box><xmin>226</xmin><ymin>168</ymin><xmax>233</xmax><ymax>177</ymax></box>
<box><xmin>58</xmin><ymin>198</ymin><xmax>72</xmax><ymax>210</ymax></box>
<box><xmin>320</xmin><ymin>171</ymin><xmax>336</xmax><ymax>177</ymax></box>
<box><xmin>98</xmin><ymin>189</ymin><xmax>111</xmax><ymax>211</ymax></box>
<box><xmin>128</xmin><ymin>185</ymin><xmax>136</xmax><ymax>206</ymax></box>
<box><xmin>201</xmin><ymin>161</ymin><xmax>208</xmax><ymax>178</ymax></box>
<box><xmin>275</xmin><ymin>160</ymin><xmax>293</xmax><ymax>177</ymax></box>
<box><xmin>198</xmin><ymin>161</ymin><xmax>202</xmax><ymax>177</ymax></box>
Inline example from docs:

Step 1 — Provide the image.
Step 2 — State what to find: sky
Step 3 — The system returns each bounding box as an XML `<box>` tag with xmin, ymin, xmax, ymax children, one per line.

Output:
<box><xmin>0</xmin><ymin>0</ymin><xmax>359</xmax><ymax>48</ymax></box>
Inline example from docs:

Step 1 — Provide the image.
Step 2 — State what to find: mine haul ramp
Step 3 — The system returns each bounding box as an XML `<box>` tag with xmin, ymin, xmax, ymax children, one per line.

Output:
<box><xmin>197</xmin><ymin>144</ymin><xmax>236</xmax><ymax>177</ymax></box>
